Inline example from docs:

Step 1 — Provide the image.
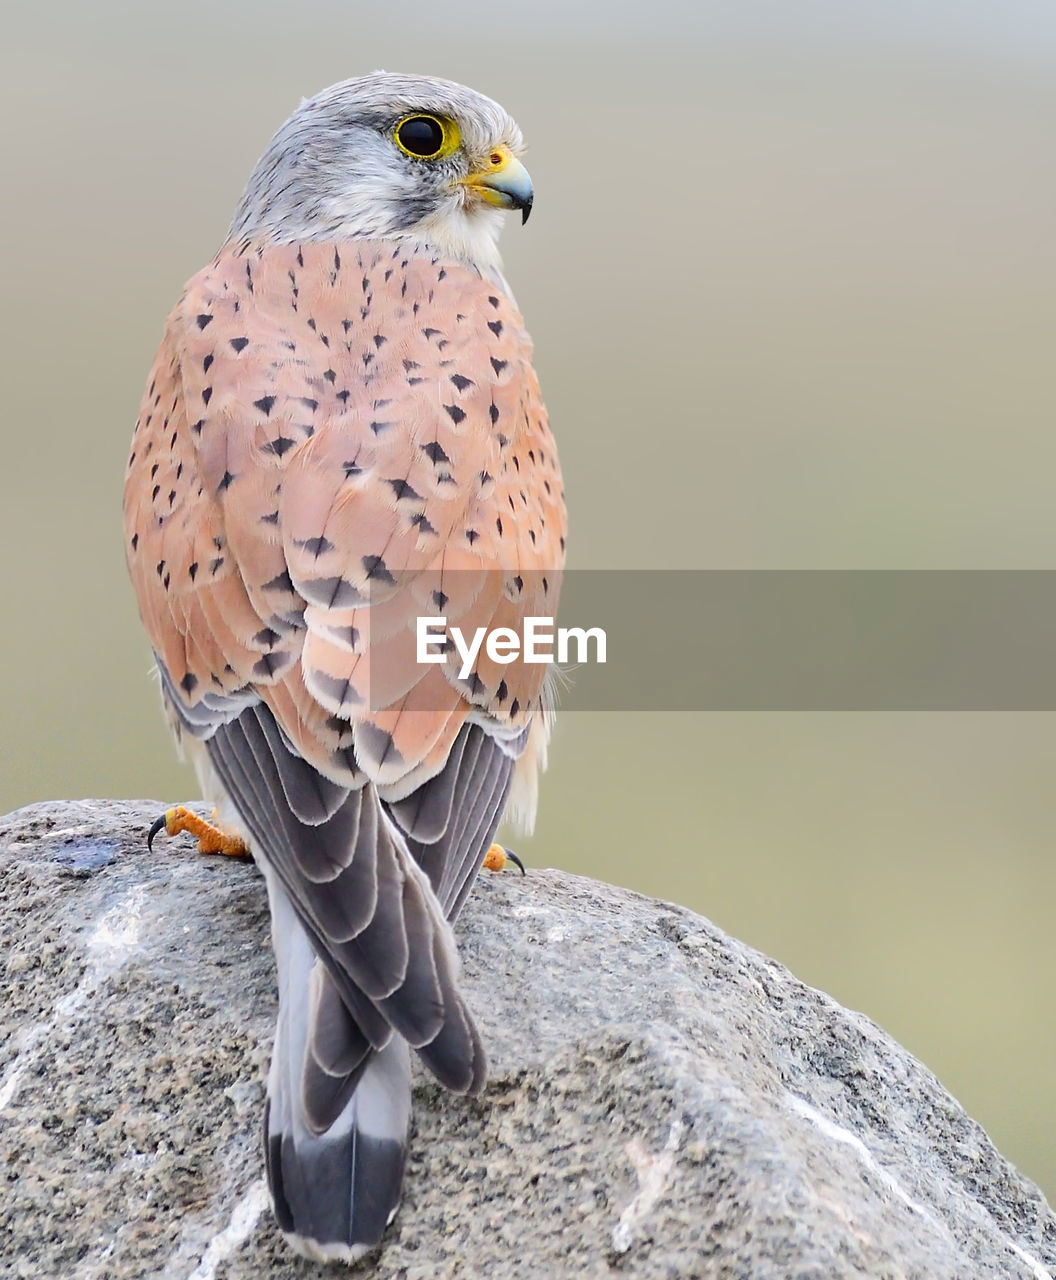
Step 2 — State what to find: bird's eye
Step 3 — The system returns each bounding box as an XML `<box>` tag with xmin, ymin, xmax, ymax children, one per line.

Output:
<box><xmin>394</xmin><ymin>114</ymin><xmax>460</xmax><ymax>160</ymax></box>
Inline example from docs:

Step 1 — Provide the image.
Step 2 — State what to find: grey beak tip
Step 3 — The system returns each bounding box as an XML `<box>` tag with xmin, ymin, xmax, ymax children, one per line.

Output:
<box><xmin>521</xmin><ymin>199</ymin><xmax>533</xmax><ymax>226</ymax></box>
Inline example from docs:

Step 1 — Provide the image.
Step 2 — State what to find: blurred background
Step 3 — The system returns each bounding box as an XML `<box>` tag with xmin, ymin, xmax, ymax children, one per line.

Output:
<box><xmin>2</xmin><ymin>0</ymin><xmax>1055</xmax><ymax>1201</ymax></box>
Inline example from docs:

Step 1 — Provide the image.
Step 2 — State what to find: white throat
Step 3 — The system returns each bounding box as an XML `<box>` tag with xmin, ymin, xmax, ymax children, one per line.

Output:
<box><xmin>404</xmin><ymin>203</ymin><xmax>507</xmax><ymax>274</ymax></box>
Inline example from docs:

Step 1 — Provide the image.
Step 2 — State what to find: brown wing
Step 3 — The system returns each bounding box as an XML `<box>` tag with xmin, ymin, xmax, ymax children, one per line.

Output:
<box><xmin>124</xmin><ymin>237</ymin><xmax>566</xmax><ymax>1091</ymax></box>
<box><xmin>125</xmin><ymin>239</ymin><xmax>564</xmax><ymax>787</ymax></box>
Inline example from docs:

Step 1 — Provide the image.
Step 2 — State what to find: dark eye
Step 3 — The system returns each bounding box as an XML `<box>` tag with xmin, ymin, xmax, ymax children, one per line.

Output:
<box><xmin>395</xmin><ymin>114</ymin><xmax>453</xmax><ymax>159</ymax></box>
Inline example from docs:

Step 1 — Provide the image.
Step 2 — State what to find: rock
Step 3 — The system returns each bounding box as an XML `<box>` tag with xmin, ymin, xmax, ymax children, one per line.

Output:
<box><xmin>1</xmin><ymin>800</ymin><xmax>1054</xmax><ymax>1279</ymax></box>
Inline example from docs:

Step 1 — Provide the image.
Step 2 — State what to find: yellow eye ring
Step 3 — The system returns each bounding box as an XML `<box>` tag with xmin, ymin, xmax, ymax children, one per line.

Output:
<box><xmin>394</xmin><ymin>113</ymin><xmax>461</xmax><ymax>161</ymax></box>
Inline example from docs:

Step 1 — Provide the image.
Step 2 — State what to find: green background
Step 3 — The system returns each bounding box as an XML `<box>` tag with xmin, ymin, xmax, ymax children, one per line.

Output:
<box><xmin>2</xmin><ymin>0</ymin><xmax>1054</xmax><ymax>1201</ymax></box>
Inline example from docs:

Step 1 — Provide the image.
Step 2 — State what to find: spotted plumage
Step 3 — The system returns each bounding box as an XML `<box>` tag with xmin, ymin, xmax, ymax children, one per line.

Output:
<box><xmin>123</xmin><ymin>73</ymin><xmax>564</xmax><ymax>1265</ymax></box>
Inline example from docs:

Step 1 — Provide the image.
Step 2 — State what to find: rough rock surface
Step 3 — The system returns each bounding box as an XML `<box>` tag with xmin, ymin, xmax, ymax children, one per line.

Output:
<box><xmin>1</xmin><ymin>800</ymin><xmax>1054</xmax><ymax>1280</ymax></box>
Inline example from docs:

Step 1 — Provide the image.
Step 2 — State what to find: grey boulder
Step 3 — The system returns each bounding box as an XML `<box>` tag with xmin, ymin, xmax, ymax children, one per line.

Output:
<box><xmin>1</xmin><ymin>799</ymin><xmax>1053</xmax><ymax>1279</ymax></box>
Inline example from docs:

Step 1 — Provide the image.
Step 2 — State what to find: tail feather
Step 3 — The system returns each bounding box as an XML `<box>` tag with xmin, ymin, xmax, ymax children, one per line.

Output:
<box><xmin>306</xmin><ymin>962</ymin><xmax>372</xmax><ymax>1108</ymax></box>
<box><xmin>264</xmin><ymin>869</ymin><xmax>411</xmax><ymax>1262</ymax></box>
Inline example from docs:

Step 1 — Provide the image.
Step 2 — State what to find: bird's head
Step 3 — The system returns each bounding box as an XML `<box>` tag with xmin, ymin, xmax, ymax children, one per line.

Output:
<box><xmin>230</xmin><ymin>72</ymin><xmax>533</xmax><ymax>272</ymax></box>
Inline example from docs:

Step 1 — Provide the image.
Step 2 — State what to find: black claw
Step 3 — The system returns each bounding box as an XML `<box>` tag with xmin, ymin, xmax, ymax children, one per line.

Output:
<box><xmin>504</xmin><ymin>847</ymin><xmax>526</xmax><ymax>876</ymax></box>
<box><xmin>147</xmin><ymin>813</ymin><xmax>168</xmax><ymax>852</ymax></box>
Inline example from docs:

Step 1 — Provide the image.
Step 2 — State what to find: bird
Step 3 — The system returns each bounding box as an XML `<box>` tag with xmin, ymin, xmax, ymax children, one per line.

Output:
<box><xmin>123</xmin><ymin>72</ymin><xmax>566</xmax><ymax>1263</ymax></box>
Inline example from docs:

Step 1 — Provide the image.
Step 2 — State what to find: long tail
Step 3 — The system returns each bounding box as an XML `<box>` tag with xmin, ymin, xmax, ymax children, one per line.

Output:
<box><xmin>262</xmin><ymin>870</ymin><xmax>411</xmax><ymax>1264</ymax></box>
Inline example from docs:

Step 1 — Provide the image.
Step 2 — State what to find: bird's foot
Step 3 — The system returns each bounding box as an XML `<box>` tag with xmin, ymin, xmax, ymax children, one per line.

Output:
<box><xmin>147</xmin><ymin>805</ymin><xmax>251</xmax><ymax>858</ymax></box>
<box><xmin>482</xmin><ymin>843</ymin><xmax>525</xmax><ymax>875</ymax></box>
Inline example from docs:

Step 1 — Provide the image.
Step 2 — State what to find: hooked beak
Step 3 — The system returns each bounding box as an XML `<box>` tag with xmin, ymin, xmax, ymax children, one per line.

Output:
<box><xmin>459</xmin><ymin>145</ymin><xmax>534</xmax><ymax>225</ymax></box>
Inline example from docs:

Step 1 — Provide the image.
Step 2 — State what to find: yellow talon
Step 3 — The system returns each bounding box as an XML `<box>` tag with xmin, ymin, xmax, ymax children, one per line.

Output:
<box><xmin>482</xmin><ymin>843</ymin><xmax>525</xmax><ymax>874</ymax></box>
<box><xmin>147</xmin><ymin>805</ymin><xmax>250</xmax><ymax>858</ymax></box>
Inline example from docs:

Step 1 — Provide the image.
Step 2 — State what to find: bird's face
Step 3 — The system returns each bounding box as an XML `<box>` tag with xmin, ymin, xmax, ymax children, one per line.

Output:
<box><xmin>230</xmin><ymin>73</ymin><xmax>533</xmax><ymax>271</ymax></box>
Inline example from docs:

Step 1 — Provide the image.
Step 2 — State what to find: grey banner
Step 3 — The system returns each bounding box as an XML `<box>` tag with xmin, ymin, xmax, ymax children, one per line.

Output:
<box><xmin>349</xmin><ymin>570</ymin><xmax>1056</xmax><ymax>710</ymax></box>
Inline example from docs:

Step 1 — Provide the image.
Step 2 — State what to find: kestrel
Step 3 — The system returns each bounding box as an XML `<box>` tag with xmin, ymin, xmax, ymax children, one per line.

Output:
<box><xmin>123</xmin><ymin>73</ymin><xmax>565</xmax><ymax>1263</ymax></box>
